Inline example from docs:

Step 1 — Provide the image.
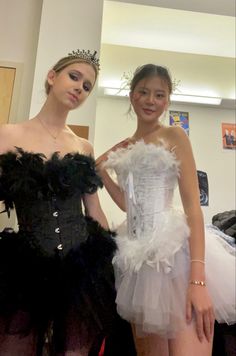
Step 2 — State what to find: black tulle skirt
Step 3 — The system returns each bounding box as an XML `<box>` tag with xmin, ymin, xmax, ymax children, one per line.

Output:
<box><xmin>0</xmin><ymin>218</ymin><xmax>117</xmax><ymax>352</ymax></box>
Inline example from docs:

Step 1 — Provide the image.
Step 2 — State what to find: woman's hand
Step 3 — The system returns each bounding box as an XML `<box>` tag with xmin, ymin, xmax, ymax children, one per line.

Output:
<box><xmin>186</xmin><ymin>284</ymin><xmax>215</xmax><ymax>342</ymax></box>
<box><xmin>110</xmin><ymin>138</ymin><xmax>130</xmax><ymax>150</ymax></box>
<box><xmin>96</xmin><ymin>138</ymin><xmax>130</xmax><ymax>169</ymax></box>
<box><xmin>95</xmin><ymin>153</ymin><xmax>108</xmax><ymax>170</ymax></box>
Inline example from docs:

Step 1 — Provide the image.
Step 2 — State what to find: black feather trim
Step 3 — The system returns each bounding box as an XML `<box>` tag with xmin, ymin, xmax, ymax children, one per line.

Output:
<box><xmin>0</xmin><ymin>148</ymin><xmax>103</xmax><ymax>207</ymax></box>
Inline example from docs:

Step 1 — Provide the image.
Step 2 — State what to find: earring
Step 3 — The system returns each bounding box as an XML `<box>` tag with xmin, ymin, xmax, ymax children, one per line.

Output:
<box><xmin>159</xmin><ymin>110</ymin><xmax>167</xmax><ymax>123</ymax></box>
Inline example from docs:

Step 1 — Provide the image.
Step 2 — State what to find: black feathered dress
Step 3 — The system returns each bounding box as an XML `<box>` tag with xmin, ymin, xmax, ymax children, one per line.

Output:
<box><xmin>0</xmin><ymin>147</ymin><xmax>117</xmax><ymax>353</ymax></box>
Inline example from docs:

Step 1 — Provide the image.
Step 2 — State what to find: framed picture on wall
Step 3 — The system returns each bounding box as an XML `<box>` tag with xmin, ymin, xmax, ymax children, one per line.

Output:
<box><xmin>222</xmin><ymin>123</ymin><xmax>236</xmax><ymax>149</ymax></box>
<box><xmin>169</xmin><ymin>110</ymin><xmax>189</xmax><ymax>135</ymax></box>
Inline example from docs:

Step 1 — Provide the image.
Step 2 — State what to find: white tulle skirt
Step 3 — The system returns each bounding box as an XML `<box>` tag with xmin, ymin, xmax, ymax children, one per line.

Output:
<box><xmin>113</xmin><ymin>223</ymin><xmax>236</xmax><ymax>338</ymax></box>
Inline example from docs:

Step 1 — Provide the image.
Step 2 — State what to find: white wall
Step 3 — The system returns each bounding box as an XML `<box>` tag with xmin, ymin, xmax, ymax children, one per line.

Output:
<box><xmin>0</xmin><ymin>0</ymin><xmax>43</xmax><ymax>122</ymax></box>
<box><xmin>94</xmin><ymin>96</ymin><xmax>236</xmax><ymax>226</ymax></box>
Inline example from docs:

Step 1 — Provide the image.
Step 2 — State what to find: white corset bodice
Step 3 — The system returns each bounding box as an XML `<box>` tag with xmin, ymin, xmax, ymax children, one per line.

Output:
<box><xmin>124</xmin><ymin>161</ymin><xmax>177</xmax><ymax>240</ymax></box>
<box><xmin>106</xmin><ymin>141</ymin><xmax>180</xmax><ymax>239</ymax></box>
<box><xmin>105</xmin><ymin>140</ymin><xmax>190</xmax><ymax>271</ymax></box>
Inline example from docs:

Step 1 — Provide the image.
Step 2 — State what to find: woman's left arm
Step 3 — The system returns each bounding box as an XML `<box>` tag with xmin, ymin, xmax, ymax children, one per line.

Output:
<box><xmin>83</xmin><ymin>192</ymin><xmax>109</xmax><ymax>229</ymax></box>
<box><xmin>81</xmin><ymin>141</ymin><xmax>109</xmax><ymax>229</ymax></box>
<box><xmin>170</xmin><ymin>126</ymin><xmax>215</xmax><ymax>342</ymax></box>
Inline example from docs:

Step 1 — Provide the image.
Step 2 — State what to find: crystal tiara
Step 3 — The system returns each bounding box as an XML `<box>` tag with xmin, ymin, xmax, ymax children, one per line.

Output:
<box><xmin>68</xmin><ymin>49</ymin><xmax>100</xmax><ymax>70</ymax></box>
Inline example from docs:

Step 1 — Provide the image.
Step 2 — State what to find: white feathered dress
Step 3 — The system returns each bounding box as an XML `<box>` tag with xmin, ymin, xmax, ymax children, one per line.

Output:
<box><xmin>105</xmin><ymin>141</ymin><xmax>236</xmax><ymax>337</ymax></box>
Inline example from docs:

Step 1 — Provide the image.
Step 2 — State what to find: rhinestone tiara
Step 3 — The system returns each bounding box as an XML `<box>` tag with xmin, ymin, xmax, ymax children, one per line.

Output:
<box><xmin>119</xmin><ymin>71</ymin><xmax>180</xmax><ymax>92</ymax></box>
<box><xmin>68</xmin><ymin>49</ymin><xmax>100</xmax><ymax>70</ymax></box>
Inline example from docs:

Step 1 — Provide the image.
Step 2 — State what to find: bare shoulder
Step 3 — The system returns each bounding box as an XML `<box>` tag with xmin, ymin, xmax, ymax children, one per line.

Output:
<box><xmin>76</xmin><ymin>136</ymin><xmax>94</xmax><ymax>156</ymax></box>
<box><xmin>0</xmin><ymin>123</ymin><xmax>17</xmax><ymax>135</ymax></box>
<box><xmin>164</xmin><ymin>125</ymin><xmax>188</xmax><ymax>139</ymax></box>
<box><xmin>161</xmin><ymin>125</ymin><xmax>190</xmax><ymax>148</ymax></box>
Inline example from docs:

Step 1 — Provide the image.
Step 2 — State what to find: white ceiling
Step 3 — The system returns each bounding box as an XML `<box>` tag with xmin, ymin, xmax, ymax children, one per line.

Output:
<box><xmin>102</xmin><ymin>1</ymin><xmax>235</xmax><ymax>58</ymax></box>
<box><xmin>100</xmin><ymin>0</ymin><xmax>235</xmax><ymax>108</ymax></box>
<box><xmin>107</xmin><ymin>0</ymin><xmax>236</xmax><ymax>17</ymax></box>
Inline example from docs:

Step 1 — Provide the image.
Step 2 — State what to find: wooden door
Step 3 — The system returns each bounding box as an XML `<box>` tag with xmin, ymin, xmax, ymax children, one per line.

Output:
<box><xmin>69</xmin><ymin>125</ymin><xmax>89</xmax><ymax>139</ymax></box>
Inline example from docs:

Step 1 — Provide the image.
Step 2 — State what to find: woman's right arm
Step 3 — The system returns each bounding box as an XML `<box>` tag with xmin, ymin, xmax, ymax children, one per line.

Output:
<box><xmin>97</xmin><ymin>161</ymin><xmax>126</xmax><ymax>211</ymax></box>
<box><xmin>96</xmin><ymin>139</ymin><xmax>130</xmax><ymax>212</ymax></box>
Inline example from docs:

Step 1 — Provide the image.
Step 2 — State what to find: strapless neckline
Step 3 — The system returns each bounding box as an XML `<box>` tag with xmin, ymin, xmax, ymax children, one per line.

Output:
<box><xmin>0</xmin><ymin>146</ymin><xmax>90</xmax><ymax>163</ymax></box>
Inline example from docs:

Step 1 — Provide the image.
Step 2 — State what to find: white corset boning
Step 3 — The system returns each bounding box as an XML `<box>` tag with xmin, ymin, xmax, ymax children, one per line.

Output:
<box><xmin>125</xmin><ymin>168</ymin><xmax>175</xmax><ymax>241</ymax></box>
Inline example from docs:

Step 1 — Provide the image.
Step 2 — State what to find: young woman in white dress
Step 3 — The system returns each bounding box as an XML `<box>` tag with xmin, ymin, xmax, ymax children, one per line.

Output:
<box><xmin>96</xmin><ymin>64</ymin><xmax>236</xmax><ymax>356</ymax></box>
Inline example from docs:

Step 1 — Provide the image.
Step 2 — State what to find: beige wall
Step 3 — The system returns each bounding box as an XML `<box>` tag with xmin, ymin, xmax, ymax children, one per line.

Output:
<box><xmin>0</xmin><ymin>0</ymin><xmax>43</xmax><ymax>123</ymax></box>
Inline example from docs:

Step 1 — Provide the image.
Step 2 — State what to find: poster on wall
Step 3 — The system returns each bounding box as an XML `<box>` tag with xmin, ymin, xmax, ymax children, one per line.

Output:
<box><xmin>169</xmin><ymin>111</ymin><xmax>189</xmax><ymax>135</ymax></box>
<box><xmin>197</xmin><ymin>170</ymin><xmax>209</xmax><ymax>206</ymax></box>
<box><xmin>222</xmin><ymin>123</ymin><xmax>236</xmax><ymax>149</ymax></box>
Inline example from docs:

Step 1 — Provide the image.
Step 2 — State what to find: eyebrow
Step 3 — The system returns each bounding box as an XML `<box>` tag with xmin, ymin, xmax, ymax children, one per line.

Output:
<box><xmin>138</xmin><ymin>86</ymin><xmax>166</xmax><ymax>93</ymax></box>
<box><xmin>70</xmin><ymin>69</ymin><xmax>93</xmax><ymax>88</ymax></box>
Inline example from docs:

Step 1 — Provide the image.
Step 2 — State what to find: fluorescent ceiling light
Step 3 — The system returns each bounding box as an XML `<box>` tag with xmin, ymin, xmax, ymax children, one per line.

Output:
<box><xmin>104</xmin><ymin>88</ymin><xmax>129</xmax><ymax>96</ymax></box>
<box><xmin>171</xmin><ymin>94</ymin><xmax>222</xmax><ymax>105</ymax></box>
<box><xmin>103</xmin><ymin>87</ymin><xmax>222</xmax><ymax>105</ymax></box>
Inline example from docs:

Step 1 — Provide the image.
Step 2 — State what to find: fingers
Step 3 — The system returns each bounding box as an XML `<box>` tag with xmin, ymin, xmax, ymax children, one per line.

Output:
<box><xmin>195</xmin><ymin>310</ymin><xmax>204</xmax><ymax>342</ymax></box>
<box><xmin>112</xmin><ymin>138</ymin><xmax>130</xmax><ymax>150</ymax></box>
<box><xmin>186</xmin><ymin>300</ymin><xmax>192</xmax><ymax>323</ymax></box>
<box><xmin>203</xmin><ymin>313</ymin><xmax>211</xmax><ymax>342</ymax></box>
<box><xmin>209</xmin><ymin>308</ymin><xmax>215</xmax><ymax>337</ymax></box>
<box><xmin>196</xmin><ymin>307</ymin><xmax>215</xmax><ymax>342</ymax></box>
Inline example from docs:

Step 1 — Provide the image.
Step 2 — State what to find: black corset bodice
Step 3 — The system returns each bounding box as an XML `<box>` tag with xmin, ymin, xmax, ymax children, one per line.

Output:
<box><xmin>0</xmin><ymin>149</ymin><xmax>118</xmax><ymax>346</ymax></box>
<box><xmin>14</xmin><ymin>193</ymin><xmax>87</xmax><ymax>254</ymax></box>
<box><xmin>0</xmin><ymin>147</ymin><xmax>103</xmax><ymax>255</ymax></box>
